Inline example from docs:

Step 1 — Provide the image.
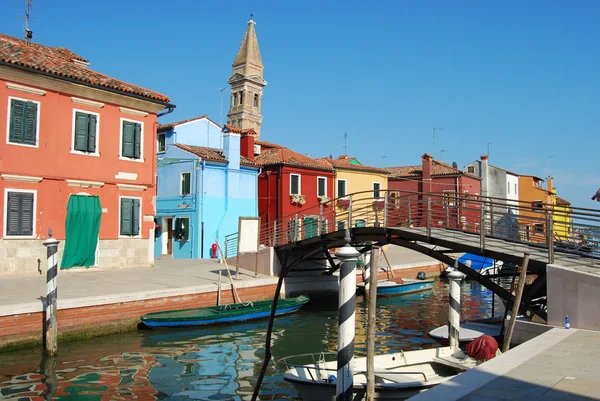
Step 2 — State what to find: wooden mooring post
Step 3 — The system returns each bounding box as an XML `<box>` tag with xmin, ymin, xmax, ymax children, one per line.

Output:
<box><xmin>366</xmin><ymin>245</ymin><xmax>379</xmax><ymax>401</ymax></box>
<box><xmin>43</xmin><ymin>229</ymin><xmax>60</xmax><ymax>356</ymax></box>
<box><xmin>503</xmin><ymin>253</ymin><xmax>530</xmax><ymax>352</ymax></box>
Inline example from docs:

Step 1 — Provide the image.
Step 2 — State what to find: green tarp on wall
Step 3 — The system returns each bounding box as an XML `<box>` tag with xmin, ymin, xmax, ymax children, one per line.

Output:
<box><xmin>61</xmin><ymin>195</ymin><xmax>102</xmax><ymax>269</ymax></box>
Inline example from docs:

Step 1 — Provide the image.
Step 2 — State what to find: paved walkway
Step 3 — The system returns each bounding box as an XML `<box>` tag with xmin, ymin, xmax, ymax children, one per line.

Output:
<box><xmin>409</xmin><ymin>328</ymin><xmax>600</xmax><ymax>401</ymax></box>
<box><xmin>0</xmin><ymin>246</ymin><xmax>441</xmax><ymax>316</ymax></box>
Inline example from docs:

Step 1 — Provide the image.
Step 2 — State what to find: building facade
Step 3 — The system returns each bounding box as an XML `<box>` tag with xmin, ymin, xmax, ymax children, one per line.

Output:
<box><xmin>517</xmin><ymin>175</ymin><xmax>554</xmax><ymax>243</ymax></box>
<box><xmin>255</xmin><ymin>141</ymin><xmax>335</xmax><ymax>244</ymax></box>
<box><xmin>154</xmin><ymin>122</ymin><xmax>259</xmax><ymax>258</ymax></box>
<box><xmin>0</xmin><ymin>34</ymin><xmax>172</xmax><ymax>276</ymax></box>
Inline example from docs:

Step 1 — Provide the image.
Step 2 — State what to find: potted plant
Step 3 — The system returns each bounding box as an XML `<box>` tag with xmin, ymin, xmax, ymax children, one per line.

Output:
<box><xmin>290</xmin><ymin>193</ymin><xmax>306</xmax><ymax>205</ymax></box>
<box><xmin>372</xmin><ymin>199</ymin><xmax>385</xmax><ymax>210</ymax></box>
<box><xmin>337</xmin><ymin>198</ymin><xmax>350</xmax><ymax>209</ymax></box>
<box><xmin>318</xmin><ymin>195</ymin><xmax>331</xmax><ymax>205</ymax></box>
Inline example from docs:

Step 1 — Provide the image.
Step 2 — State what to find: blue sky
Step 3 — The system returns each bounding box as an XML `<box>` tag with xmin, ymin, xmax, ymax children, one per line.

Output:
<box><xmin>2</xmin><ymin>0</ymin><xmax>599</xmax><ymax>207</ymax></box>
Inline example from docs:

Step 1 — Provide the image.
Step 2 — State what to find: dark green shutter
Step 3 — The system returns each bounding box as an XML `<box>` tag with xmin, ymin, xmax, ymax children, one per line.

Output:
<box><xmin>20</xmin><ymin>193</ymin><xmax>34</xmax><ymax>236</ymax></box>
<box><xmin>6</xmin><ymin>193</ymin><xmax>21</xmax><ymax>235</ymax></box>
<box><xmin>304</xmin><ymin>217</ymin><xmax>317</xmax><ymax>239</ymax></box>
<box><xmin>132</xmin><ymin>199</ymin><xmax>140</xmax><ymax>235</ymax></box>
<box><xmin>23</xmin><ymin>102</ymin><xmax>37</xmax><ymax>145</ymax></box>
<box><xmin>318</xmin><ymin>178</ymin><xmax>326</xmax><ymax>196</ymax></box>
<box><xmin>122</xmin><ymin>122</ymin><xmax>134</xmax><ymax>157</ymax></box>
<box><xmin>291</xmin><ymin>175</ymin><xmax>299</xmax><ymax>194</ymax></box>
<box><xmin>74</xmin><ymin>112</ymin><xmax>89</xmax><ymax>151</ymax></box>
<box><xmin>87</xmin><ymin>115</ymin><xmax>97</xmax><ymax>153</ymax></box>
<box><xmin>337</xmin><ymin>180</ymin><xmax>345</xmax><ymax>197</ymax></box>
<box><xmin>120</xmin><ymin>198</ymin><xmax>132</xmax><ymax>235</ymax></box>
<box><xmin>182</xmin><ymin>173</ymin><xmax>191</xmax><ymax>195</ymax></box>
<box><xmin>133</xmin><ymin>123</ymin><xmax>141</xmax><ymax>159</ymax></box>
<box><xmin>9</xmin><ymin>99</ymin><xmax>25</xmax><ymax>143</ymax></box>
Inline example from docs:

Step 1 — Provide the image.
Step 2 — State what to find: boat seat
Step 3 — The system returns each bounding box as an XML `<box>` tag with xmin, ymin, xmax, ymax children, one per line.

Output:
<box><xmin>372</xmin><ymin>372</ymin><xmax>421</xmax><ymax>383</ymax></box>
<box><xmin>432</xmin><ymin>356</ymin><xmax>472</xmax><ymax>371</ymax></box>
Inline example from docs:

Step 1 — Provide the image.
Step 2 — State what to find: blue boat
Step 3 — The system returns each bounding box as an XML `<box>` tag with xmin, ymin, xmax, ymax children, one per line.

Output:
<box><xmin>141</xmin><ymin>295</ymin><xmax>309</xmax><ymax>328</ymax></box>
<box><xmin>357</xmin><ymin>279</ymin><xmax>435</xmax><ymax>297</ymax></box>
<box><xmin>443</xmin><ymin>253</ymin><xmax>504</xmax><ymax>276</ymax></box>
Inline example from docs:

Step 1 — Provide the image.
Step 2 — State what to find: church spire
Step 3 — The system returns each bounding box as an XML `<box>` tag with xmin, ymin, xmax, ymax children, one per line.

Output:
<box><xmin>227</xmin><ymin>18</ymin><xmax>267</xmax><ymax>138</ymax></box>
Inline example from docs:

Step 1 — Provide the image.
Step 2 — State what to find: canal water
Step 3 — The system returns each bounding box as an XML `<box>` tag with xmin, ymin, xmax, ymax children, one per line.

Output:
<box><xmin>0</xmin><ymin>279</ymin><xmax>501</xmax><ymax>400</ymax></box>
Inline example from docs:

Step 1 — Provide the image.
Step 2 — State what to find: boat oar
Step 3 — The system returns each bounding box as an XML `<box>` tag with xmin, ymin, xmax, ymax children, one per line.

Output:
<box><xmin>217</xmin><ymin>271</ymin><xmax>221</xmax><ymax>306</ymax></box>
<box><xmin>381</xmin><ymin>247</ymin><xmax>402</xmax><ymax>283</ymax></box>
<box><xmin>214</xmin><ymin>235</ymin><xmax>243</xmax><ymax>305</ymax></box>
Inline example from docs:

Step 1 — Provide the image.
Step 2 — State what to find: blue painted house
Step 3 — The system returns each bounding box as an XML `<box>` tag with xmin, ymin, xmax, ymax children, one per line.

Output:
<box><xmin>155</xmin><ymin>117</ymin><xmax>260</xmax><ymax>258</ymax></box>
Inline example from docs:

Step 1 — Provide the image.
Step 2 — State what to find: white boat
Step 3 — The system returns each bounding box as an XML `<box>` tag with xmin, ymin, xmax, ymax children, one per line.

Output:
<box><xmin>428</xmin><ymin>321</ymin><xmax>502</xmax><ymax>346</ymax></box>
<box><xmin>282</xmin><ymin>347</ymin><xmax>477</xmax><ymax>401</ymax></box>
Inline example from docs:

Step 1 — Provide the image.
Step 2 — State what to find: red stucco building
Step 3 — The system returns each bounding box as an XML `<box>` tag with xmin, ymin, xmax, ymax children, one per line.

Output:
<box><xmin>385</xmin><ymin>154</ymin><xmax>481</xmax><ymax>230</ymax></box>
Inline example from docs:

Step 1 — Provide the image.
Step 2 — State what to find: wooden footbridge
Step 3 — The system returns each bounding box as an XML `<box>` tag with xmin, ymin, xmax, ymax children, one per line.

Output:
<box><xmin>254</xmin><ymin>190</ymin><xmax>600</xmax><ymax>321</ymax></box>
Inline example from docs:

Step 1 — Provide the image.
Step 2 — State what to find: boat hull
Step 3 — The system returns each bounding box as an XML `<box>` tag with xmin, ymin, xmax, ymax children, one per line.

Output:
<box><xmin>357</xmin><ymin>279</ymin><xmax>435</xmax><ymax>297</ymax></box>
<box><xmin>141</xmin><ymin>295</ymin><xmax>309</xmax><ymax>328</ymax></box>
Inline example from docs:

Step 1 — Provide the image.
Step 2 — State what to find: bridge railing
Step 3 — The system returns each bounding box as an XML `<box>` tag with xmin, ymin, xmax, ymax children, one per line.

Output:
<box><xmin>256</xmin><ymin>189</ymin><xmax>600</xmax><ymax>263</ymax></box>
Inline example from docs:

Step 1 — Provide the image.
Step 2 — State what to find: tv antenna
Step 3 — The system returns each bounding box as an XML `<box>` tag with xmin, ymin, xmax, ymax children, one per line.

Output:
<box><xmin>329</xmin><ymin>136</ymin><xmax>334</xmax><ymax>158</ymax></box>
<box><xmin>24</xmin><ymin>0</ymin><xmax>33</xmax><ymax>45</ymax></box>
<box><xmin>440</xmin><ymin>149</ymin><xmax>447</xmax><ymax>160</ymax></box>
<box><xmin>432</xmin><ymin>128</ymin><xmax>445</xmax><ymax>157</ymax></box>
<box><xmin>343</xmin><ymin>132</ymin><xmax>348</xmax><ymax>156</ymax></box>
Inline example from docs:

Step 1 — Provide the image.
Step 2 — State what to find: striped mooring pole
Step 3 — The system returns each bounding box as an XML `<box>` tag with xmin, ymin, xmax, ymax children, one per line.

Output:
<box><xmin>43</xmin><ymin>229</ymin><xmax>60</xmax><ymax>356</ymax></box>
<box><xmin>447</xmin><ymin>270</ymin><xmax>465</xmax><ymax>349</ymax></box>
<box><xmin>362</xmin><ymin>250</ymin><xmax>371</xmax><ymax>299</ymax></box>
<box><xmin>335</xmin><ymin>229</ymin><xmax>360</xmax><ymax>401</ymax></box>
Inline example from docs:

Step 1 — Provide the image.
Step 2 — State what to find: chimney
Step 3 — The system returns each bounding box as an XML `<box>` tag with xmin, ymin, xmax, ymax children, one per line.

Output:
<box><xmin>223</xmin><ymin>132</ymin><xmax>241</xmax><ymax>169</ymax></box>
<box><xmin>422</xmin><ymin>153</ymin><xmax>433</xmax><ymax>193</ymax></box>
<box><xmin>240</xmin><ymin>131</ymin><xmax>255</xmax><ymax>160</ymax></box>
<box><xmin>547</xmin><ymin>176</ymin><xmax>554</xmax><ymax>193</ymax></box>
<box><xmin>480</xmin><ymin>155</ymin><xmax>489</xmax><ymax>197</ymax></box>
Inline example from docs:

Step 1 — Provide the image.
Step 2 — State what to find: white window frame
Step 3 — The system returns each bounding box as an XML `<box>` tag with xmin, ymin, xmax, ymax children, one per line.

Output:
<box><xmin>337</xmin><ymin>179</ymin><xmax>347</xmax><ymax>198</ymax></box>
<box><xmin>443</xmin><ymin>190</ymin><xmax>456</xmax><ymax>206</ymax></box>
<box><xmin>373</xmin><ymin>182</ymin><xmax>382</xmax><ymax>199</ymax></box>
<box><xmin>533</xmin><ymin>223</ymin><xmax>544</xmax><ymax>234</ymax></box>
<box><xmin>317</xmin><ymin>176</ymin><xmax>327</xmax><ymax>197</ymax></box>
<box><xmin>71</xmin><ymin>108</ymin><xmax>100</xmax><ymax>157</ymax></box>
<box><xmin>175</xmin><ymin>216</ymin><xmax>190</xmax><ymax>242</ymax></box>
<box><xmin>118</xmin><ymin>195</ymin><xmax>143</xmax><ymax>239</ymax></box>
<box><xmin>3</xmin><ymin>188</ymin><xmax>37</xmax><ymax>239</ymax></box>
<box><xmin>290</xmin><ymin>174</ymin><xmax>301</xmax><ymax>195</ymax></box>
<box><xmin>336</xmin><ymin>220</ymin><xmax>347</xmax><ymax>231</ymax></box>
<box><xmin>467</xmin><ymin>166</ymin><xmax>475</xmax><ymax>174</ymax></box>
<box><xmin>6</xmin><ymin>96</ymin><xmax>41</xmax><ymax>149</ymax></box>
<box><xmin>180</xmin><ymin>172</ymin><xmax>192</xmax><ymax>196</ymax></box>
<box><xmin>118</xmin><ymin>117</ymin><xmax>145</xmax><ymax>163</ymax></box>
<box><xmin>157</xmin><ymin>132</ymin><xmax>166</xmax><ymax>153</ymax></box>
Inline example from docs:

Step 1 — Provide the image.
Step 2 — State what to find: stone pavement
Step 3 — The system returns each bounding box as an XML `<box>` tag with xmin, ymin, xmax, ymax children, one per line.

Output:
<box><xmin>409</xmin><ymin>328</ymin><xmax>600</xmax><ymax>401</ymax></box>
<box><xmin>0</xmin><ymin>245</ymin><xmax>441</xmax><ymax>316</ymax></box>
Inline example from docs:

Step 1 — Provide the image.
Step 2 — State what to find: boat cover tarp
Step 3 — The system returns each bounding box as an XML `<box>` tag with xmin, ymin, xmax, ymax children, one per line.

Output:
<box><xmin>457</xmin><ymin>253</ymin><xmax>495</xmax><ymax>271</ymax></box>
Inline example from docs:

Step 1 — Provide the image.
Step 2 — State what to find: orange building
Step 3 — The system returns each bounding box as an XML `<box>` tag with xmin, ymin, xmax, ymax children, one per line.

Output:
<box><xmin>517</xmin><ymin>175</ymin><xmax>554</xmax><ymax>242</ymax></box>
<box><xmin>0</xmin><ymin>34</ymin><xmax>173</xmax><ymax>276</ymax></box>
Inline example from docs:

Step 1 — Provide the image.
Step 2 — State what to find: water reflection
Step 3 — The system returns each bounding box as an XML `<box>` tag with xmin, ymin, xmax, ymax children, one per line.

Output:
<box><xmin>0</xmin><ymin>279</ymin><xmax>499</xmax><ymax>400</ymax></box>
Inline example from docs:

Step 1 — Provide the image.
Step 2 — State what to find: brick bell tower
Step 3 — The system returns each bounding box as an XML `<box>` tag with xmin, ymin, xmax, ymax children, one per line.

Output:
<box><xmin>226</xmin><ymin>17</ymin><xmax>267</xmax><ymax>138</ymax></box>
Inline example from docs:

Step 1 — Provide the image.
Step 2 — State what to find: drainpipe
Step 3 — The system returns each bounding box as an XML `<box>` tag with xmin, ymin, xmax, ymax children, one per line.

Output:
<box><xmin>277</xmin><ymin>165</ymin><xmax>282</xmax><ymax>222</ymax></box>
<box><xmin>200</xmin><ymin>160</ymin><xmax>206</xmax><ymax>258</ymax></box>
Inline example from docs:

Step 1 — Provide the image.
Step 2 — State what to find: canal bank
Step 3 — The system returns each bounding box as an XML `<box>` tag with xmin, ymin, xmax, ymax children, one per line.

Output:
<box><xmin>0</xmin><ymin>246</ymin><xmax>442</xmax><ymax>351</ymax></box>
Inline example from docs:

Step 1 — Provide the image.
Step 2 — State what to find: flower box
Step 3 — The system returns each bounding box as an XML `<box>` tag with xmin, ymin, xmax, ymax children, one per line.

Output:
<box><xmin>337</xmin><ymin>199</ymin><xmax>350</xmax><ymax>209</ymax></box>
<box><xmin>290</xmin><ymin>194</ymin><xmax>306</xmax><ymax>206</ymax></box>
<box><xmin>372</xmin><ymin>199</ymin><xmax>385</xmax><ymax>210</ymax></box>
<box><xmin>318</xmin><ymin>195</ymin><xmax>331</xmax><ymax>205</ymax></box>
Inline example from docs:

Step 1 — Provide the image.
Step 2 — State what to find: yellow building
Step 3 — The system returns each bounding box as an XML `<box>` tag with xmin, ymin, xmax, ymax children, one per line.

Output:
<box><xmin>554</xmin><ymin>197</ymin><xmax>572</xmax><ymax>241</ymax></box>
<box><xmin>319</xmin><ymin>156</ymin><xmax>389</xmax><ymax>229</ymax></box>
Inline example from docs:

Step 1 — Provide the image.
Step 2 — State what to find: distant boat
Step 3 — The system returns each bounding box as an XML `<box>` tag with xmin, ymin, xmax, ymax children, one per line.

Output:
<box><xmin>141</xmin><ymin>295</ymin><xmax>309</xmax><ymax>328</ymax></box>
<box><xmin>357</xmin><ymin>278</ymin><xmax>435</xmax><ymax>297</ymax></box>
<box><xmin>443</xmin><ymin>253</ymin><xmax>505</xmax><ymax>277</ymax></box>
<box><xmin>428</xmin><ymin>321</ymin><xmax>502</xmax><ymax>346</ymax></box>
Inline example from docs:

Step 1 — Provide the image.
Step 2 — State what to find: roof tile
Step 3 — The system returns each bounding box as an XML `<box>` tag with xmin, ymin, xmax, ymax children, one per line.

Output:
<box><xmin>175</xmin><ymin>143</ymin><xmax>257</xmax><ymax>167</ymax></box>
<box><xmin>0</xmin><ymin>34</ymin><xmax>169</xmax><ymax>103</ymax></box>
<box><xmin>386</xmin><ymin>160</ymin><xmax>479</xmax><ymax>179</ymax></box>
<box><xmin>256</xmin><ymin>147</ymin><xmax>333</xmax><ymax>171</ymax></box>
<box><xmin>318</xmin><ymin>156</ymin><xmax>390</xmax><ymax>174</ymax></box>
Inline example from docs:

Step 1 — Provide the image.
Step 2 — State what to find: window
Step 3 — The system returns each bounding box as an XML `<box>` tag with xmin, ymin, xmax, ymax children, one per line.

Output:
<box><xmin>253</xmin><ymin>94</ymin><xmax>259</xmax><ymax>107</ymax></box>
<box><xmin>317</xmin><ymin>177</ymin><xmax>327</xmax><ymax>197</ymax></box>
<box><xmin>120</xmin><ymin>119</ymin><xmax>142</xmax><ymax>160</ymax></box>
<box><xmin>467</xmin><ymin>166</ymin><xmax>475</xmax><ymax>174</ymax></box>
<box><xmin>8</xmin><ymin>98</ymin><xmax>38</xmax><ymax>146</ymax></box>
<box><xmin>239</xmin><ymin>92</ymin><xmax>244</xmax><ymax>106</ymax></box>
<box><xmin>443</xmin><ymin>190</ymin><xmax>456</xmax><ymax>206</ymax></box>
<box><xmin>119</xmin><ymin>198</ymin><xmax>140</xmax><ymax>236</ymax></box>
<box><xmin>337</xmin><ymin>179</ymin><xmax>347</xmax><ymax>198</ymax></box>
<box><xmin>337</xmin><ymin>220</ymin><xmax>347</xmax><ymax>231</ymax></box>
<box><xmin>290</xmin><ymin>174</ymin><xmax>300</xmax><ymax>195</ymax></box>
<box><xmin>532</xmin><ymin>200</ymin><xmax>543</xmax><ymax>210</ymax></box>
<box><xmin>5</xmin><ymin>190</ymin><xmax>35</xmax><ymax>237</ymax></box>
<box><xmin>181</xmin><ymin>172</ymin><xmax>191</xmax><ymax>195</ymax></box>
<box><xmin>533</xmin><ymin>223</ymin><xmax>544</xmax><ymax>234</ymax></box>
<box><xmin>72</xmin><ymin>110</ymin><xmax>98</xmax><ymax>154</ymax></box>
<box><xmin>373</xmin><ymin>182</ymin><xmax>381</xmax><ymax>199</ymax></box>
<box><xmin>233</xmin><ymin>94</ymin><xmax>238</xmax><ymax>106</ymax></box>
<box><xmin>157</xmin><ymin>132</ymin><xmax>166</xmax><ymax>152</ymax></box>
<box><xmin>175</xmin><ymin>217</ymin><xmax>190</xmax><ymax>241</ymax></box>
<box><xmin>390</xmin><ymin>191</ymin><xmax>399</xmax><ymax>207</ymax></box>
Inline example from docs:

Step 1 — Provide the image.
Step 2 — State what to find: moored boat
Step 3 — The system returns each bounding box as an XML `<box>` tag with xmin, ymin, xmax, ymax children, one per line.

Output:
<box><xmin>141</xmin><ymin>295</ymin><xmax>309</xmax><ymax>328</ymax></box>
<box><xmin>282</xmin><ymin>346</ymin><xmax>477</xmax><ymax>401</ymax></box>
<box><xmin>357</xmin><ymin>279</ymin><xmax>435</xmax><ymax>297</ymax></box>
<box><xmin>428</xmin><ymin>321</ymin><xmax>502</xmax><ymax>346</ymax></box>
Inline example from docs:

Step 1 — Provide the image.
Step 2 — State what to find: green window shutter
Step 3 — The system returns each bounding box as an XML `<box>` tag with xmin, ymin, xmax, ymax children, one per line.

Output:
<box><xmin>122</xmin><ymin>121</ymin><xmax>134</xmax><ymax>157</ymax></box>
<box><xmin>337</xmin><ymin>180</ymin><xmax>346</xmax><ymax>197</ymax></box>
<box><xmin>175</xmin><ymin>218</ymin><xmax>181</xmax><ymax>239</ymax></box>
<box><xmin>74</xmin><ymin>112</ymin><xmax>89</xmax><ymax>152</ymax></box>
<box><xmin>87</xmin><ymin>115</ymin><xmax>97</xmax><ymax>153</ymax></box>
<box><xmin>158</xmin><ymin>134</ymin><xmax>166</xmax><ymax>152</ymax></box>
<box><xmin>6</xmin><ymin>192</ymin><xmax>21</xmax><ymax>235</ymax></box>
<box><xmin>133</xmin><ymin>123</ymin><xmax>141</xmax><ymax>159</ymax></box>
<box><xmin>318</xmin><ymin>178</ymin><xmax>326</xmax><ymax>197</ymax></box>
<box><xmin>23</xmin><ymin>102</ymin><xmax>37</xmax><ymax>145</ymax></box>
<box><xmin>120</xmin><ymin>198</ymin><xmax>132</xmax><ymax>235</ymax></box>
<box><xmin>9</xmin><ymin>99</ymin><xmax>25</xmax><ymax>143</ymax></box>
<box><xmin>182</xmin><ymin>173</ymin><xmax>191</xmax><ymax>195</ymax></box>
<box><xmin>291</xmin><ymin>175</ymin><xmax>299</xmax><ymax>194</ymax></box>
<box><xmin>182</xmin><ymin>218</ymin><xmax>189</xmax><ymax>241</ymax></box>
<box><xmin>132</xmin><ymin>199</ymin><xmax>140</xmax><ymax>235</ymax></box>
<box><xmin>20</xmin><ymin>193</ymin><xmax>34</xmax><ymax>236</ymax></box>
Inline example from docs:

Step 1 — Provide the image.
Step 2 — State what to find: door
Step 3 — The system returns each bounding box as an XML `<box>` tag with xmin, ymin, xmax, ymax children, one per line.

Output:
<box><xmin>304</xmin><ymin>216</ymin><xmax>317</xmax><ymax>239</ymax></box>
<box><xmin>61</xmin><ymin>195</ymin><xmax>102</xmax><ymax>269</ymax></box>
<box><xmin>166</xmin><ymin>218</ymin><xmax>173</xmax><ymax>255</ymax></box>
